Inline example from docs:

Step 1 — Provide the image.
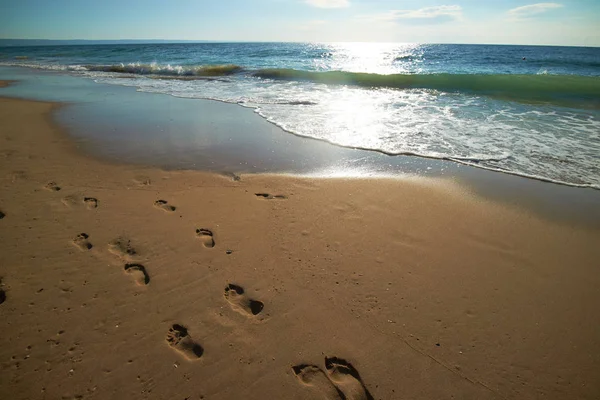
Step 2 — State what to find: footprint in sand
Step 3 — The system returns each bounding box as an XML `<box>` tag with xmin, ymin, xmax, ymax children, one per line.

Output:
<box><xmin>44</xmin><ymin>181</ymin><xmax>61</xmax><ymax>191</ymax></box>
<box><xmin>84</xmin><ymin>197</ymin><xmax>98</xmax><ymax>209</ymax></box>
<box><xmin>72</xmin><ymin>233</ymin><xmax>93</xmax><ymax>251</ymax></box>
<box><xmin>108</xmin><ymin>237</ymin><xmax>137</xmax><ymax>259</ymax></box>
<box><xmin>63</xmin><ymin>195</ymin><xmax>98</xmax><ymax>209</ymax></box>
<box><xmin>165</xmin><ymin>324</ymin><xmax>203</xmax><ymax>360</ymax></box>
<box><xmin>293</xmin><ymin>358</ymin><xmax>373</xmax><ymax>400</ymax></box>
<box><xmin>255</xmin><ymin>193</ymin><xmax>287</xmax><ymax>200</ymax></box>
<box><xmin>325</xmin><ymin>357</ymin><xmax>373</xmax><ymax>400</ymax></box>
<box><xmin>195</xmin><ymin>228</ymin><xmax>215</xmax><ymax>248</ymax></box>
<box><xmin>223</xmin><ymin>172</ymin><xmax>241</xmax><ymax>182</ymax></box>
<box><xmin>224</xmin><ymin>284</ymin><xmax>264</xmax><ymax>316</ymax></box>
<box><xmin>0</xmin><ymin>279</ymin><xmax>6</xmax><ymax>305</ymax></box>
<box><xmin>292</xmin><ymin>364</ymin><xmax>344</xmax><ymax>400</ymax></box>
<box><xmin>153</xmin><ymin>199</ymin><xmax>176</xmax><ymax>212</ymax></box>
<box><xmin>124</xmin><ymin>264</ymin><xmax>149</xmax><ymax>285</ymax></box>
<box><xmin>133</xmin><ymin>176</ymin><xmax>151</xmax><ymax>186</ymax></box>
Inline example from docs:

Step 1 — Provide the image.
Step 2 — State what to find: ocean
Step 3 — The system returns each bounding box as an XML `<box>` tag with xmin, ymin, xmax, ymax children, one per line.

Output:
<box><xmin>1</xmin><ymin>42</ymin><xmax>599</xmax><ymax>188</ymax></box>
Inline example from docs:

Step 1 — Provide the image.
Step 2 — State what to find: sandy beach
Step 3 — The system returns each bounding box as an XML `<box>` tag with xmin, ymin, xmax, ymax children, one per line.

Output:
<box><xmin>1</xmin><ymin>88</ymin><xmax>599</xmax><ymax>399</ymax></box>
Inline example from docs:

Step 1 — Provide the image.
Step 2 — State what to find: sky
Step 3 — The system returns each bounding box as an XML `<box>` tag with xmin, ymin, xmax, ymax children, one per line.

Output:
<box><xmin>1</xmin><ymin>0</ymin><xmax>599</xmax><ymax>46</ymax></box>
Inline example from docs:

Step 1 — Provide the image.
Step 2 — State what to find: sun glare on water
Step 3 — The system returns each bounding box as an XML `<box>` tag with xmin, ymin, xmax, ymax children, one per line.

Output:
<box><xmin>303</xmin><ymin>43</ymin><xmax>425</xmax><ymax>150</ymax></box>
<box><xmin>312</xmin><ymin>42</ymin><xmax>423</xmax><ymax>74</ymax></box>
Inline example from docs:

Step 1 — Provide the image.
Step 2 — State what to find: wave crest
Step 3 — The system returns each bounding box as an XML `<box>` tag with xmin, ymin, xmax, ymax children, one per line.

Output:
<box><xmin>253</xmin><ymin>69</ymin><xmax>600</xmax><ymax>108</ymax></box>
<box><xmin>82</xmin><ymin>63</ymin><xmax>244</xmax><ymax>77</ymax></box>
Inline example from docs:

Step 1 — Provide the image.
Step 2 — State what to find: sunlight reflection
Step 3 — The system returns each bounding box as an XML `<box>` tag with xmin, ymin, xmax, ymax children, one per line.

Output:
<box><xmin>311</xmin><ymin>42</ymin><xmax>423</xmax><ymax>74</ymax></box>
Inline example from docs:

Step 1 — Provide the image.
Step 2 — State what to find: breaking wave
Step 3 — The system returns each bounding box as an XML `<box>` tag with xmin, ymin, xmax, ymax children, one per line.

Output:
<box><xmin>82</xmin><ymin>63</ymin><xmax>244</xmax><ymax>77</ymax></box>
<box><xmin>253</xmin><ymin>69</ymin><xmax>600</xmax><ymax>108</ymax></box>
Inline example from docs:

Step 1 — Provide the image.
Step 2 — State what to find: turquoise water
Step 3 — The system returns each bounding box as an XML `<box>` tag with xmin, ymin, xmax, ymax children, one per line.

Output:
<box><xmin>1</xmin><ymin>43</ymin><xmax>599</xmax><ymax>188</ymax></box>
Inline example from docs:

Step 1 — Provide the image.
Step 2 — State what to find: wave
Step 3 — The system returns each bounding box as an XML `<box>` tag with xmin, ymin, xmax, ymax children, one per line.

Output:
<box><xmin>253</xmin><ymin>69</ymin><xmax>600</xmax><ymax>108</ymax></box>
<box><xmin>82</xmin><ymin>63</ymin><xmax>244</xmax><ymax>77</ymax></box>
<box><xmin>0</xmin><ymin>61</ymin><xmax>245</xmax><ymax>78</ymax></box>
<box><xmin>3</xmin><ymin>59</ymin><xmax>598</xmax><ymax>107</ymax></box>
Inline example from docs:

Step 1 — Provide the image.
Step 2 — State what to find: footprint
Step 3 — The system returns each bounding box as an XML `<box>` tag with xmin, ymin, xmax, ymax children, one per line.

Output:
<box><xmin>153</xmin><ymin>199</ymin><xmax>176</xmax><ymax>212</ymax></box>
<box><xmin>108</xmin><ymin>237</ymin><xmax>137</xmax><ymax>259</ymax></box>
<box><xmin>165</xmin><ymin>324</ymin><xmax>203</xmax><ymax>360</ymax></box>
<box><xmin>61</xmin><ymin>194</ymin><xmax>98</xmax><ymax>210</ymax></box>
<box><xmin>62</xmin><ymin>195</ymin><xmax>98</xmax><ymax>209</ymax></box>
<box><xmin>124</xmin><ymin>264</ymin><xmax>149</xmax><ymax>285</ymax></box>
<box><xmin>224</xmin><ymin>284</ymin><xmax>264</xmax><ymax>316</ymax></box>
<box><xmin>325</xmin><ymin>357</ymin><xmax>373</xmax><ymax>400</ymax></box>
<box><xmin>292</xmin><ymin>364</ymin><xmax>343</xmax><ymax>400</ymax></box>
<box><xmin>195</xmin><ymin>229</ymin><xmax>215</xmax><ymax>248</ymax></box>
<box><xmin>44</xmin><ymin>181</ymin><xmax>61</xmax><ymax>191</ymax></box>
<box><xmin>72</xmin><ymin>233</ymin><xmax>93</xmax><ymax>251</ymax></box>
<box><xmin>0</xmin><ymin>278</ymin><xmax>5</xmax><ymax>305</ymax></box>
<box><xmin>133</xmin><ymin>176</ymin><xmax>151</xmax><ymax>186</ymax></box>
<box><xmin>223</xmin><ymin>172</ymin><xmax>241</xmax><ymax>182</ymax></box>
<box><xmin>84</xmin><ymin>197</ymin><xmax>98</xmax><ymax>209</ymax></box>
<box><xmin>255</xmin><ymin>193</ymin><xmax>287</xmax><ymax>200</ymax></box>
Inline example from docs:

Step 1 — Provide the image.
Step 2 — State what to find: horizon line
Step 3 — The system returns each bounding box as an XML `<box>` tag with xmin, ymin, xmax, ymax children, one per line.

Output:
<box><xmin>0</xmin><ymin>38</ymin><xmax>598</xmax><ymax>48</ymax></box>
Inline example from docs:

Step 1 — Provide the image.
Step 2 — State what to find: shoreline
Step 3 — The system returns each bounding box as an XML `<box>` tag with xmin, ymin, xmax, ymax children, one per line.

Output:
<box><xmin>1</xmin><ymin>68</ymin><xmax>597</xmax><ymax>228</ymax></box>
<box><xmin>1</xmin><ymin>92</ymin><xmax>600</xmax><ymax>399</ymax></box>
<box><xmin>2</xmin><ymin>65</ymin><xmax>599</xmax><ymax>194</ymax></box>
<box><xmin>51</xmin><ymin>88</ymin><xmax>600</xmax><ymax>229</ymax></box>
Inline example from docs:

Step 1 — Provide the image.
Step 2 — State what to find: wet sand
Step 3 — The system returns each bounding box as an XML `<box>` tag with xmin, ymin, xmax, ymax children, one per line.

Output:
<box><xmin>1</xmin><ymin>92</ymin><xmax>599</xmax><ymax>399</ymax></box>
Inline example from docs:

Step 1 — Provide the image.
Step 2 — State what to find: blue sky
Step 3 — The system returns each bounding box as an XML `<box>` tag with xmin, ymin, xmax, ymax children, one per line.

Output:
<box><xmin>1</xmin><ymin>0</ymin><xmax>598</xmax><ymax>46</ymax></box>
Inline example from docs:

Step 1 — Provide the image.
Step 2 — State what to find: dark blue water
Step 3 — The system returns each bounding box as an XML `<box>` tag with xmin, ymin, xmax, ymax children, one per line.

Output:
<box><xmin>1</xmin><ymin>43</ymin><xmax>599</xmax><ymax>188</ymax></box>
<box><xmin>2</xmin><ymin>43</ymin><xmax>599</xmax><ymax>76</ymax></box>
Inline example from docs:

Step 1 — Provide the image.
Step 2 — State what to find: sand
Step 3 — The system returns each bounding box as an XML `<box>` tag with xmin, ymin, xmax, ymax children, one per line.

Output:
<box><xmin>0</xmin><ymin>91</ymin><xmax>599</xmax><ymax>400</ymax></box>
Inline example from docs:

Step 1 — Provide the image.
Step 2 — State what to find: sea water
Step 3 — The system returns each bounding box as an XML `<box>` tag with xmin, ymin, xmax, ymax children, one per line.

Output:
<box><xmin>1</xmin><ymin>43</ymin><xmax>599</xmax><ymax>188</ymax></box>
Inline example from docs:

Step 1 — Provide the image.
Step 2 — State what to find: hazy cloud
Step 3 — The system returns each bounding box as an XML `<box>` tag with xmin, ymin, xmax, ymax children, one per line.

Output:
<box><xmin>361</xmin><ymin>5</ymin><xmax>462</xmax><ymax>24</ymax></box>
<box><xmin>393</xmin><ymin>5</ymin><xmax>462</xmax><ymax>20</ymax></box>
<box><xmin>305</xmin><ymin>0</ymin><xmax>349</xmax><ymax>8</ymax></box>
<box><xmin>508</xmin><ymin>3</ymin><xmax>563</xmax><ymax>18</ymax></box>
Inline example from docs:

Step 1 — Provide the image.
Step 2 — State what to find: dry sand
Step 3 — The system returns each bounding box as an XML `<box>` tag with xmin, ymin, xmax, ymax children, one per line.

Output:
<box><xmin>0</xmin><ymin>91</ymin><xmax>599</xmax><ymax>399</ymax></box>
